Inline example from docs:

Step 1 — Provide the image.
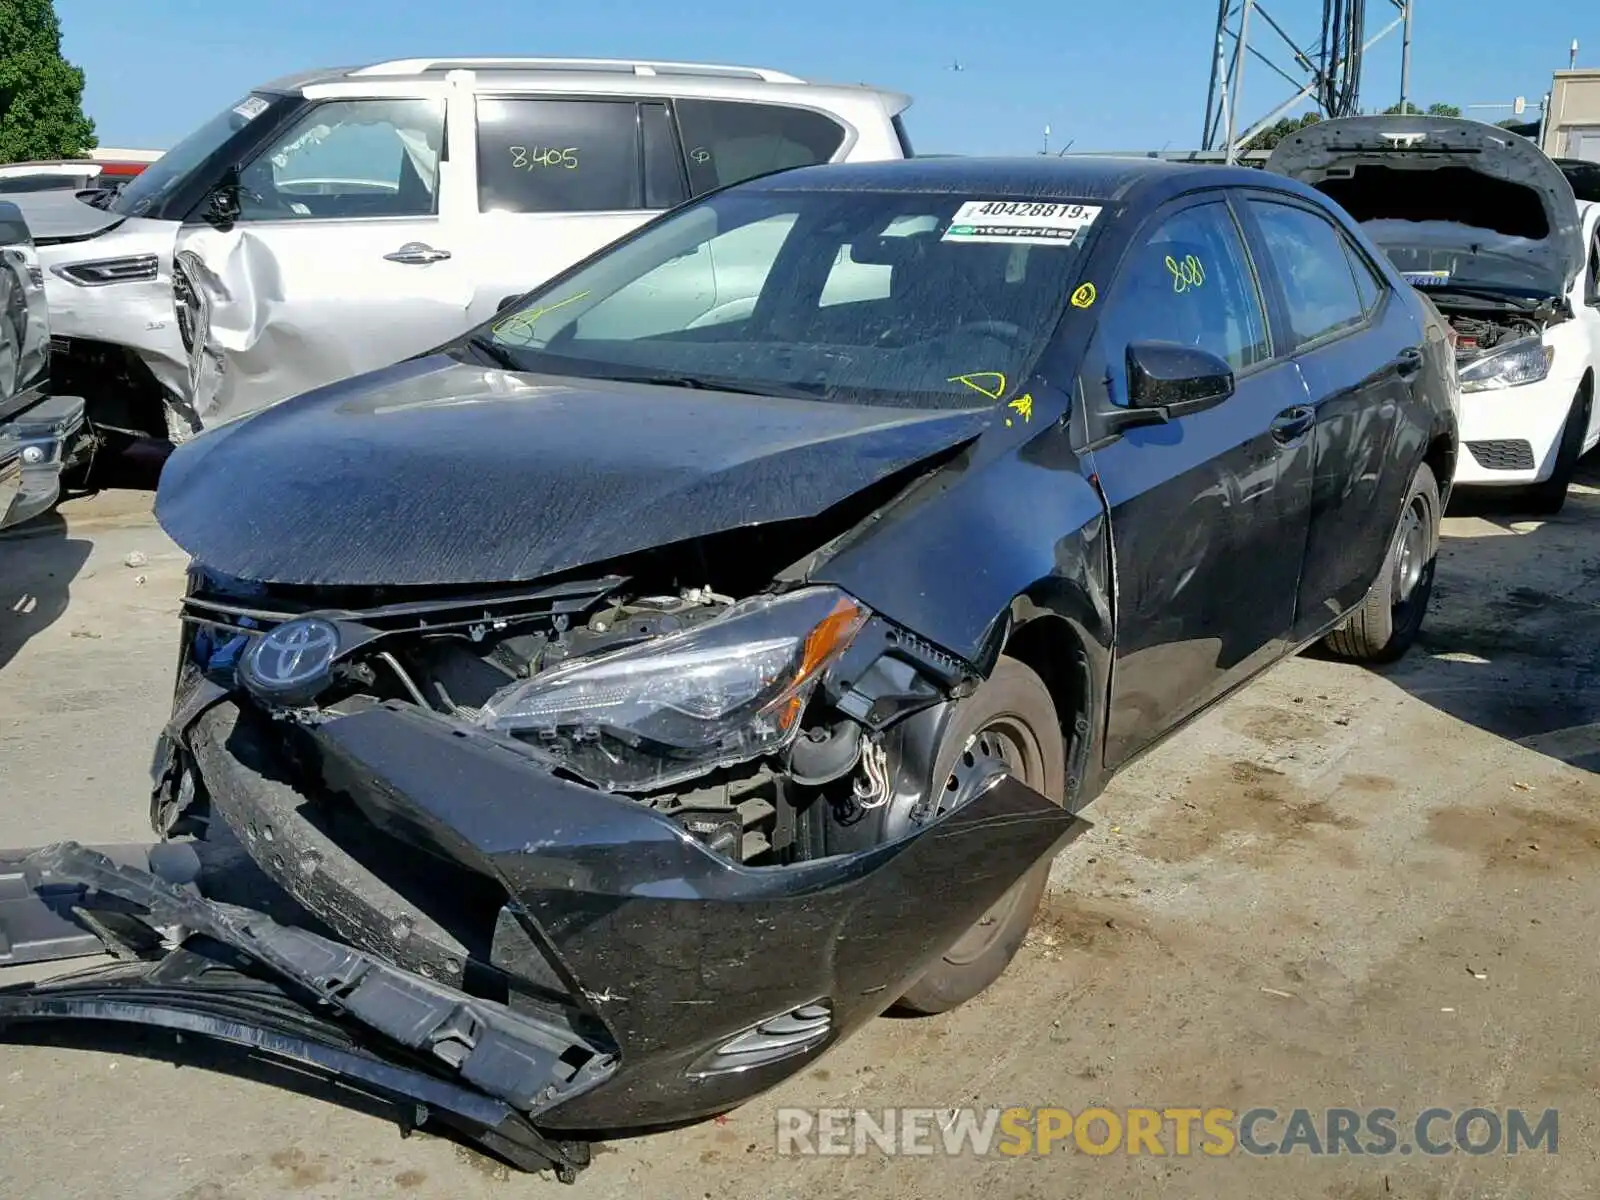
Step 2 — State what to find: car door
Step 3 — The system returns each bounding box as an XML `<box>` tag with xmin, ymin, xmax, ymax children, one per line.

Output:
<box><xmin>1083</xmin><ymin>195</ymin><xmax>1315</xmax><ymax>768</ymax></box>
<box><xmin>1237</xmin><ymin>194</ymin><xmax>1418</xmax><ymax>642</ymax></box>
<box><xmin>174</xmin><ymin>90</ymin><xmax>474</xmax><ymax>424</ymax></box>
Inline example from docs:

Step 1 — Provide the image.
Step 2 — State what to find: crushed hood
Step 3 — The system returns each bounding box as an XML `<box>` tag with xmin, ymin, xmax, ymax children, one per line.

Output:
<box><xmin>1266</xmin><ymin>116</ymin><xmax>1584</xmax><ymax>298</ymax></box>
<box><xmin>6</xmin><ymin>190</ymin><xmax>125</xmax><ymax>244</ymax></box>
<box><xmin>155</xmin><ymin>355</ymin><xmax>993</xmax><ymax>587</ymax></box>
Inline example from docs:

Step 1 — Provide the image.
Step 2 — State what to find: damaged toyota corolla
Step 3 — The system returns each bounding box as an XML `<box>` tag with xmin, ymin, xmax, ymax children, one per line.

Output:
<box><xmin>0</xmin><ymin>156</ymin><xmax>1458</xmax><ymax>1181</ymax></box>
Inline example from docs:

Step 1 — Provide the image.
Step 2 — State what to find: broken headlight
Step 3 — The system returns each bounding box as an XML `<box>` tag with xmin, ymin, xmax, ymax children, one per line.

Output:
<box><xmin>1458</xmin><ymin>337</ymin><xmax>1554</xmax><ymax>393</ymax></box>
<box><xmin>478</xmin><ymin>587</ymin><xmax>868</xmax><ymax>792</ymax></box>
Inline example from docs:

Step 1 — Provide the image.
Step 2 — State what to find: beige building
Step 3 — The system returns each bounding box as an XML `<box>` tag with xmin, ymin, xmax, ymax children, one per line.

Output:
<box><xmin>1542</xmin><ymin>69</ymin><xmax>1600</xmax><ymax>162</ymax></box>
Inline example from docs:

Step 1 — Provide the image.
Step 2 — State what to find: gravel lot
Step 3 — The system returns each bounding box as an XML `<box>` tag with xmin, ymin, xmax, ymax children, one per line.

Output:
<box><xmin>2</xmin><ymin>471</ymin><xmax>1598</xmax><ymax>1200</ymax></box>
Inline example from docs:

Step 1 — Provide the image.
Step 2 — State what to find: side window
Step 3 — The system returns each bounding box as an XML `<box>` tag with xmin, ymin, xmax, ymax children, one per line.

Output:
<box><xmin>475</xmin><ymin>98</ymin><xmax>642</xmax><ymax>214</ymax></box>
<box><xmin>675</xmin><ymin>100</ymin><xmax>846</xmax><ymax>196</ymax></box>
<box><xmin>235</xmin><ymin>98</ymin><xmax>446</xmax><ymax>221</ymax></box>
<box><xmin>1103</xmin><ymin>200</ymin><xmax>1270</xmax><ymax>404</ymax></box>
<box><xmin>1342</xmin><ymin>238</ymin><xmax>1387</xmax><ymax>316</ymax></box>
<box><xmin>1248</xmin><ymin>200</ymin><xmax>1368</xmax><ymax>347</ymax></box>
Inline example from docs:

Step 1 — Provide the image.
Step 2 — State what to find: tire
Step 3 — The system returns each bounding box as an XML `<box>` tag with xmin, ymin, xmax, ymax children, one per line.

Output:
<box><xmin>1322</xmin><ymin>461</ymin><xmax>1441</xmax><ymax>664</ymax></box>
<box><xmin>894</xmin><ymin>656</ymin><xmax>1065</xmax><ymax>1016</ymax></box>
<box><xmin>1521</xmin><ymin>386</ymin><xmax>1590</xmax><ymax>516</ymax></box>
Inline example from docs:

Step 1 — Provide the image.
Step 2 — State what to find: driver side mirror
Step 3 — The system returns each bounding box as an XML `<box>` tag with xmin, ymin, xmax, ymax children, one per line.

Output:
<box><xmin>1108</xmin><ymin>340</ymin><xmax>1234</xmax><ymax>432</ymax></box>
<box><xmin>203</xmin><ymin>184</ymin><xmax>241</xmax><ymax>232</ymax></box>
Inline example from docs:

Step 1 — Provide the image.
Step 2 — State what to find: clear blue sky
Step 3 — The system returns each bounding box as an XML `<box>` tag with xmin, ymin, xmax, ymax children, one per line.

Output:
<box><xmin>56</xmin><ymin>0</ymin><xmax>1596</xmax><ymax>155</ymax></box>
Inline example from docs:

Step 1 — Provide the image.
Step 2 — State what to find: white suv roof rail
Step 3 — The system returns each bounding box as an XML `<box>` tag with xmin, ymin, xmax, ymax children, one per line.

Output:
<box><xmin>349</xmin><ymin>57</ymin><xmax>807</xmax><ymax>83</ymax></box>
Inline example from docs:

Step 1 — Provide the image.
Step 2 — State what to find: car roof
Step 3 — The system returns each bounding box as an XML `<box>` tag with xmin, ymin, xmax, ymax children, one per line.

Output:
<box><xmin>255</xmin><ymin>57</ymin><xmax>910</xmax><ymax>112</ymax></box>
<box><xmin>740</xmin><ymin>154</ymin><xmax>1306</xmax><ymax>206</ymax></box>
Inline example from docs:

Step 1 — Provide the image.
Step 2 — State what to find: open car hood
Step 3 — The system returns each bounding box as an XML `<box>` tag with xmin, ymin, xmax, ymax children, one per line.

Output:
<box><xmin>1266</xmin><ymin>116</ymin><xmax>1584</xmax><ymax>298</ymax></box>
<box><xmin>155</xmin><ymin>355</ymin><xmax>993</xmax><ymax>587</ymax></box>
<box><xmin>6</xmin><ymin>190</ymin><xmax>125</xmax><ymax>244</ymax></box>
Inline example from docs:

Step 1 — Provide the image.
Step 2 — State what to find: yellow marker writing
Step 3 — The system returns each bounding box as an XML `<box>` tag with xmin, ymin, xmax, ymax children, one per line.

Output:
<box><xmin>491</xmin><ymin>290</ymin><xmax>592</xmax><ymax>344</ymax></box>
<box><xmin>947</xmin><ymin>372</ymin><xmax>1008</xmax><ymax>400</ymax></box>
<box><xmin>1008</xmin><ymin>393</ymin><xmax>1034</xmax><ymax>423</ymax></box>
<box><xmin>1070</xmin><ymin>282</ymin><xmax>1097</xmax><ymax>309</ymax></box>
<box><xmin>1166</xmin><ymin>254</ymin><xmax>1206</xmax><ymax>293</ymax></box>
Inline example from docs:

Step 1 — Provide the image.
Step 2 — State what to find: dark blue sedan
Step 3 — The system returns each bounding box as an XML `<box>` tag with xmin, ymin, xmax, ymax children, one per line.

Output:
<box><xmin>0</xmin><ymin>155</ymin><xmax>1459</xmax><ymax>1180</ymax></box>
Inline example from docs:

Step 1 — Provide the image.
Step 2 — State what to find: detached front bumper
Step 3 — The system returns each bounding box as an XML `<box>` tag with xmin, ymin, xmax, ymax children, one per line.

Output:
<box><xmin>2</xmin><ymin>692</ymin><xmax>1085</xmax><ymax>1173</ymax></box>
<box><xmin>1</xmin><ymin>394</ymin><xmax>87</xmax><ymax>528</ymax></box>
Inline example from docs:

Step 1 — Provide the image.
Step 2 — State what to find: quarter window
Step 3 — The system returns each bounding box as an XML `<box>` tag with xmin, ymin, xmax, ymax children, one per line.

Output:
<box><xmin>1104</xmin><ymin>200</ymin><xmax>1270</xmax><ymax>404</ymax></box>
<box><xmin>1248</xmin><ymin>200</ymin><xmax>1368</xmax><ymax>347</ymax></box>
<box><xmin>235</xmin><ymin>99</ymin><xmax>446</xmax><ymax>221</ymax></box>
<box><xmin>476</xmin><ymin>98</ymin><xmax>642</xmax><ymax>213</ymax></box>
<box><xmin>675</xmin><ymin>100</ymin><xmax>845</xmax><ymax>196</ymax></box>
<box><xmin>1343</xmin><ymin>238</ymin><xmax>1387</xmax><ymax>316</ymax></box>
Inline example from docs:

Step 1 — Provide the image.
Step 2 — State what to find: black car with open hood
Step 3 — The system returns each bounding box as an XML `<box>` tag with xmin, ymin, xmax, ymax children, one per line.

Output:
<box><xmin>0</xmin><ymin>154</ymin><xmax>1457</xmax><ymax>1182</ymax></box>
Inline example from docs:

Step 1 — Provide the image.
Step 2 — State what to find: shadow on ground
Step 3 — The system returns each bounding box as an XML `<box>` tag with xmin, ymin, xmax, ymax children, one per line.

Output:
<box><xmin>0</xmin><ymin>510</ymin><xmax>93</xmax><ymax>675</ymax></box>
<box><xmin>1375</xmin><ymin>454</ymin><xmax>1600</xmax><ymax>772</ymax></box>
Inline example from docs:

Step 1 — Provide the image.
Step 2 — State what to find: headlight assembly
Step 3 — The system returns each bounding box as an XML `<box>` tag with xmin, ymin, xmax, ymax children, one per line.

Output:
<box><xmin>1458</xmin><ymin>337</ymin><xmax>1554</xmax><ymax>393</ymax></box>
<box><xmin>478</xmin><ymin>586</ymin><xmax>870</xmax><ymax>792</ymax></box>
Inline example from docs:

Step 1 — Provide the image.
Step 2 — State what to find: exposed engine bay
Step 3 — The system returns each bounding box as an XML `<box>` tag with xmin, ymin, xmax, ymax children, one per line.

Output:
<box><xmin>171</xmin><ymin>556</ymin><xmax>979</xmax><ymax>870</ymax></box>
<box><xmin>1444</xmin><ymin>311</ymin><xmax>1546</xmax><ymax>358</ymax></box>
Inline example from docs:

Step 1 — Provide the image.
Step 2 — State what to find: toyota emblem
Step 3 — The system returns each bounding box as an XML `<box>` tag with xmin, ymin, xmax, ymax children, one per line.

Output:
<box><xmin>240</xmin><ymin>617</ymin><xmax>341</xmax><ymax>705</ymax></box>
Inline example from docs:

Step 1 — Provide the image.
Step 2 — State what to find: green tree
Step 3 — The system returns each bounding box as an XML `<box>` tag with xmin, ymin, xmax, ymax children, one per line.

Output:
<box><xmin>1241</xmin><ymin>110</ymin><xmax>1323</xmax><ymax>153</ymax></box>
<box><xmin>0</xmin><ymin>0</ymin><xmax>95</xmax><ymax>164</ymax></box>
<box><xmin>1381</xmin><ymin>101</ymin><xmax>1463</xmax><ymax>117</ymax></box>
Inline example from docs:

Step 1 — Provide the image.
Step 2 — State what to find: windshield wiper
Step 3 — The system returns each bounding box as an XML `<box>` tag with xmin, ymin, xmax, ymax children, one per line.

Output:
<box><xmin>601</xmin><ymin>372</ymin><xmax>829</xmax><ymax>400</ymax></box>
<box><xmin>464</xmin><ymin>334</ymin><xmax>524</xmax><ymax>371</ymax></box>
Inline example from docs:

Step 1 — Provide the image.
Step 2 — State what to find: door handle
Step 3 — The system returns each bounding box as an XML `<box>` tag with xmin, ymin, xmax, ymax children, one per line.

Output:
<box><xmin>383</xmin><ymin>242</ymin><xmax>451</xmax><ymax>265</ymax></box>
<box><xmin>1270</xmin><ymin>405</ymin><xmax>1315</xmax><ymax>444</ymax></box>
<box><xmin>1394</xmin><ymin>346</ymin><xmax>1424</xmax><ymax>379</ymax></box>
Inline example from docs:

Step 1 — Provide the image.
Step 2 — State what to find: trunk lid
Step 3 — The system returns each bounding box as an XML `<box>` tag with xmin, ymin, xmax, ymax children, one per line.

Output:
<box><xmin>1265</xmin><ymin>115</ymin><xmax>1584</xmax><ymax>301</ymax></box>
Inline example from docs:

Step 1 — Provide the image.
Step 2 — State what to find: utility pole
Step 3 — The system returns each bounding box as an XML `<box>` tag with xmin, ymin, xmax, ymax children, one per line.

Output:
<box><xmin>1223</xmin><ymin>0</ymin><xmax>1256</xmax><ymax>163</ymax></box>
<box><xmin>1399</xmin><ymin>0</ymin><xmax>1414</xmax><ymax>112</ymax></box>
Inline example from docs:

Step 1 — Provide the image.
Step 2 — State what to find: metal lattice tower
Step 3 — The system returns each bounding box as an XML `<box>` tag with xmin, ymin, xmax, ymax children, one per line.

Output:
<box><xmin>1202</xmin><ymin>0</ymin><xmax>1416</xmax><ymax>161</ymax></box>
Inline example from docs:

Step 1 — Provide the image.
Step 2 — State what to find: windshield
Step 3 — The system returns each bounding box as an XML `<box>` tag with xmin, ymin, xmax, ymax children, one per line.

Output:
<box><xmin>469</xmin><ymin>188</ymin><xmax>1101</xmax><ymax>410</ymax></box>
<box><xmin>111</xmin><ymin>93</ymin><xmax>283</xmax><ymax>219</ymax></box>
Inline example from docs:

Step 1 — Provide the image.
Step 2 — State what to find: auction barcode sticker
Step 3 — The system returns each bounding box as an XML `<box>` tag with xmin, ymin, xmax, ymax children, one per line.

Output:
<box><xmin>943</xmin><ymin>200</ymin><xmax>1103</xmax><ymax>245</ymax></box>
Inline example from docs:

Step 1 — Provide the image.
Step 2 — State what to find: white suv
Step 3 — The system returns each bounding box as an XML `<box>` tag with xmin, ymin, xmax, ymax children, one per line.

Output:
<box><xmin>26</xmin><ymin>58</ymin><xmax>913</xmax><ymax>457</ymax></box>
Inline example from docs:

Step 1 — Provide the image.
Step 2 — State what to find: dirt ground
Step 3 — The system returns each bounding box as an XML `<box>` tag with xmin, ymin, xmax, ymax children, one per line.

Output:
<box><xmin>2</xmin><ymin>469</ymin><xmax>1598</xmax><ymax>1200</ymax></box>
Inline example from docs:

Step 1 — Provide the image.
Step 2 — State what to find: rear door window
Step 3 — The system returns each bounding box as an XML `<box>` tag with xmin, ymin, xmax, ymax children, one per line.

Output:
<box><xmin>675</xmin><ymin>100</ymin><xmax>845</xmax><ymax>196</ymax></box>
<box><xmin>476</xmin><ymin>98</ymin><xmax>643</xmax><ymax>213</ymax></box>
<box><xmin>1247</xmin><ymin>200</ymin><xmax>1368</xmax><ymax>347</ymax></box>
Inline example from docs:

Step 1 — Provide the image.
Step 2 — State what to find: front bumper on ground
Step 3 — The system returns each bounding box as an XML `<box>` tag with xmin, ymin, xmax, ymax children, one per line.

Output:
<box><xmin>1</xmin><ymin>394</ymin><xmax>87</xmax><ymax>528</ymax></box>
<box><xmin>0</xmin><ymin>692</ymin><xmax>1087</xmax><ymax>1178</ymax></box>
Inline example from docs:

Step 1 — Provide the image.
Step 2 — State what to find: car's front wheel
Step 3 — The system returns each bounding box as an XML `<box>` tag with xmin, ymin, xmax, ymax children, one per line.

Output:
<box><xmin>1322</xmin><ymin>461</ymin><xmax>1441</xmax><ymax>664</ymax></box>
<box><xmin>1521</xmin><ymin>384</ymin><xmax>1591</xmax><ymax>516</ymax></box>
<box><xmin>893</xmin><ymin>656</ymin><xmax>1065</xmax><ymax>1015</ymax></box>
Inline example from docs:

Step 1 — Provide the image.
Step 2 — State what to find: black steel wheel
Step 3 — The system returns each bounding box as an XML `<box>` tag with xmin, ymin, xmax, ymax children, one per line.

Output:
<box><xmin>894</xmin><ymin>656</ymin><xmax>1065</xmax><ymax>1015</ymax></box>
<box><xmin>1322</xmin><ymin>461</ymin><xmax>1440</xmax><ymax>664</ymax></box>
<box><xmin>1522</xmin><ymin>385</ymin><xmax>1590</xmax><ymax>516</ymax></box>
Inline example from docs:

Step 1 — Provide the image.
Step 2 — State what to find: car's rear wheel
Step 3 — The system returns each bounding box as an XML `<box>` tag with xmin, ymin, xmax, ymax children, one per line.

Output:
<box><xmin>1322</xmin><ymin>461</ymin><xmax>1441</xmax><ymax>664</ymax></box>
<box><xmin>893</xmin><ymin>656</ymin><xmax>1064</xmax><ymax>1016</ymax></box>
<box><xmin>1521</xmin><ymin>384</ymin><xmax>1590</xmax><ymax>516</ymax></box>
